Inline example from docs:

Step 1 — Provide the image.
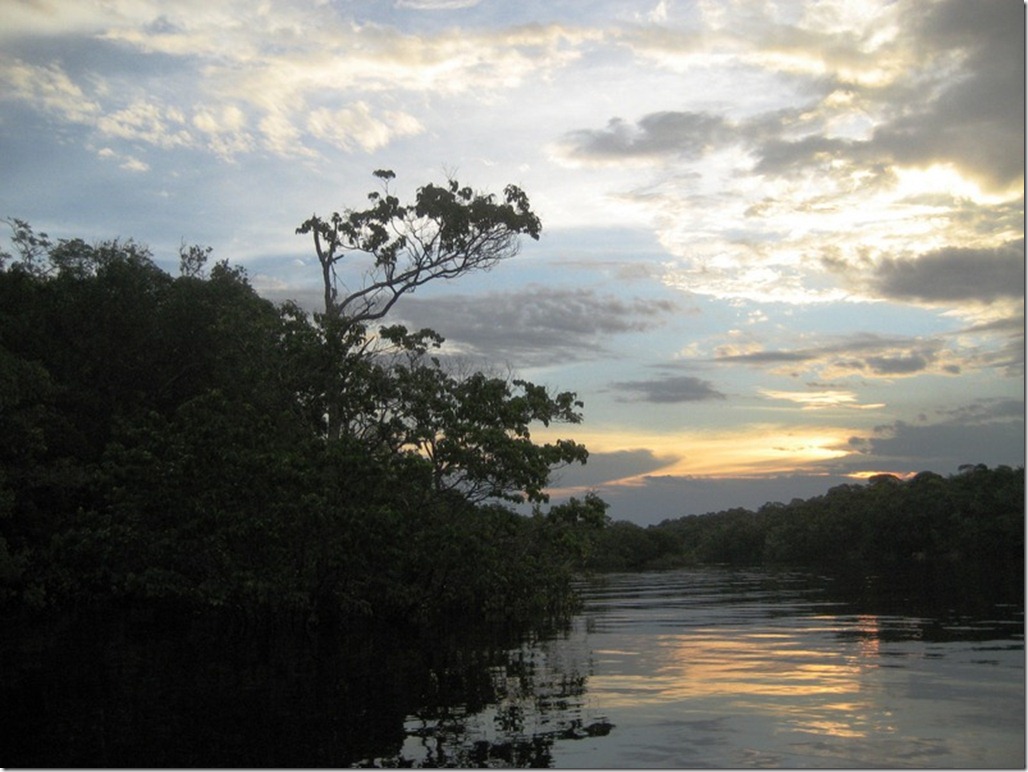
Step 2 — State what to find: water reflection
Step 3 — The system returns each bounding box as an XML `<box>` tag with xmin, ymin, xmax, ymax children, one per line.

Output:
<box><xmin>553</xmin><ymin>569</ymin><xmax>1024</xmax><ymax>768</ymax></box>
<box><xmin>363</xmin><ymin>638</ymin><xmax>615</xmax><ymax>767</ymax></box>
<box><xmin>368</xmin><ymin>568</ymin><xmax>1022</xmax><ymax>768</ymax></box>
<box><xmin>5</xmin><ymin>568</ymin><xmax>1022</xmax><ymax>768</ymax></box>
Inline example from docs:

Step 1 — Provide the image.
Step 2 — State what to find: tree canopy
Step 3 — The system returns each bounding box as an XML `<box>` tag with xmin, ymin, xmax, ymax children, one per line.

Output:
<box><xmin>296</xmin><ymin>170</ymin><xmax>541</xmax><ymax>321</ymax></box>
<box><xmin>583</xmin><ymin>465</ymin><xmax>1024</xmax><ymax>596</ymax></box>
<box><xmin>0</xmin><ymin>185</ymin><xmax>592</xmax><ymax>631</ymax></box>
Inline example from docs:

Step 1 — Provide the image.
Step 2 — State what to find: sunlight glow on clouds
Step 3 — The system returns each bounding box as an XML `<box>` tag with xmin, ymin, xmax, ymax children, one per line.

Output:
<box><xmin>758</xmin><ymin>390</ymin><xmax>885</xmax><ymax>411</ymax></box>
<box><xmin>543</xmin><ymin>423</ymin><xmax>855</xmax><ymax>486</ymax></box>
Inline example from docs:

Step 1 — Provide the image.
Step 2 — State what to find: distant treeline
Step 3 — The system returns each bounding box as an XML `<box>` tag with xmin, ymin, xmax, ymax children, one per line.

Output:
<box><xmin>585</xmin><ymin>466</ymin><xmax>1025</xmax><ymax>588</ymax></box>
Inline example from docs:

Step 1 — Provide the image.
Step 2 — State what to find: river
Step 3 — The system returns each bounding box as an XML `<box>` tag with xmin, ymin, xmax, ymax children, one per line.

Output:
<box><xmin>375</xmin><ymin>569</ymin><xmax>1025</xmax><ymax>768</ymax></box>
<box><xmin>4</xmin><ymin>567</ymin><xmax>1023</xmax><ymax>767</ymax></box>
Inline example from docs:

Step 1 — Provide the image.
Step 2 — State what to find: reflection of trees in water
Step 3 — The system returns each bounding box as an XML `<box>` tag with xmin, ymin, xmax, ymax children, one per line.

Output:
<box><xmin>373</xmin><ymin>717</ymin><xmax>614</xmax><ymax>768</ymax></box>
<box><xmin>362</xmin><ymin>636</ymin><xmax>613</xmax><ymax>768</ymax></box>
<box><xmin>3</xmin><ymin>609</ymin><xmax>609</xmax><ymax>768</ymax></box>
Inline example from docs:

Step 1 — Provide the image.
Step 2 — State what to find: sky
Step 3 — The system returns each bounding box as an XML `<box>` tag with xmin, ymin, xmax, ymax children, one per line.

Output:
<box><xmin>1</xmin><ymin>0</ymin><xmax>1024</xmax><ymax>525</ymax></box>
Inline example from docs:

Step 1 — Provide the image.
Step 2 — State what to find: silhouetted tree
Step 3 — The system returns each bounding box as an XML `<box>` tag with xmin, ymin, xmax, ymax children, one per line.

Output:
<box><xmin>296</xmin><ymin>170</ymin><xmax>541</xmax><ymax>321</ymax></box>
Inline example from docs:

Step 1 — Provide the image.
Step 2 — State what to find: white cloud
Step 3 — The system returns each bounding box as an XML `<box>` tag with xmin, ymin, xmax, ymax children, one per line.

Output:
<box><xmin>95</xmin><ymin>146</ymin><xmax>150</xmax><ymax>173</ymax></box>
<box><xmin>191</xmin><ymin>105</ymin><xmax>255</xmax><ymax>158</ymax></box>
<box><xmin>119</xmin><ymin>156</ymin><xmax>150</xmax><ymax>173</ymax></box>
<box><xmin>307</xmin><ymin>102</ymin><xmax>423</xmax><ymax>152</ymax></box>
<box><xmin>759</xmin><ymin>389</ymin><xmax>883</xmax><ymax>410</ymax></box>
<box><xmin>96</xmin><ymin>101</ymin><xmax>192</xmax><ymax>148</ymax></box>
<box><xmin>253</xmin><ymin>110</ymin><xmax>305</xmax><ymax>157</ymax></box>
<box><xmin>0</xmin><ymin>57</ymin><xmax>101</xmax><ymax>123</ymax></box>
<box><xmin>396</xmin><ymin>0</ymin><xmax>481</xmax><ymax>8</ymax></box>
<box><xmin>648</xmin><ymin>1</ymin><xmax>670</xmax><ymax>24</ymax></box>
<box><xmin>0</xmin><ymin>3</ymin><xmax>601</xmax><ymax>166</ymax></box>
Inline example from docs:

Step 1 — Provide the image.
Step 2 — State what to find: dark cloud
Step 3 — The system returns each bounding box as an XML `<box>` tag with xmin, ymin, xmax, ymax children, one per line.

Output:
<box><xmin>875</xmin><ymin>0</ymin><xmax>1025</xmax><ymax>189</ymax></box>
<box><xmin>864</xmin><ymin>354</ymin><xmax>929</xmax><ymax>375</ymax></box>
<box><xmin>612</xmin><ymin>374</ymin><xmax>726</xmax><ymax>403</ymax></box>
<box><xmin>936</xmin><ymin>398</ymin><xmax>1025</xmax><ymax>424</ymax></box>
<box><xmin>549</xmin><ymin>448</ymin><xmax>675</xmax><ymax>491</ymax></box>
<box><xmin>715</xmin><ymin>333</ymin><xmax>947</xmax><ymax>377</ymax></box>
<box><xmin>562</xmin><ymin>0</ymin><xmax>1023</xmax><ymax>191</ymax></box>
<box><xmin>396</xmin><ymin>286</ymin><xmax>678</xmax><ymax>367</ymax></box>
<box><xmin>752</xmin><ymin>134</ymin><xmax>859</xmax><ymax>176</ymax></box>
<box><xmin>559</xmin><ymin>111</ymin><xmax>732</xmax><ymax>163</ymax></box>
<box><xmin>845</xmin><ymin>403</ymin><xmax>1025</xmax><ymax>473</ymax></box>
<box><xmin>871</xmin><ymin>240</ymin><xmax>1025</xmax><ymax>304</ymax></box>
<box><xmin>715</xmin><ymin>349</ymin><xmax>814</xmax><ymax>365</ymax></box>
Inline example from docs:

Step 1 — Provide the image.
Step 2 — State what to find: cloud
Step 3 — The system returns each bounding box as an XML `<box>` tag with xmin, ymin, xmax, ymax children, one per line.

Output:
<box><xmin>2</xmin><ymin>4</ymin><xmax>596</xmax><ymax>163</ymax></box>
<box><xmin>556</xmin><ymin>394</ymin><xmax>1024</xmax><ymax>523</ymax></box>
<box><xmin>307</xmin><ymin>102</ymin><xmax>423</xmax><ymax>152</ymax></box>
<box><xmin>548</xmin><ymin>448</ymin><xmax>677</xmax><ymax>492</ymax></box>
<box><xmin>396</xmin><ymin>0</ymin><xmax>481</xmax><ymax>8</ymax></box>
<box><xmin>612</xmin><ymin>374</ymin><xmax>726</xmax><ymax>403</ymax></box>
<box><xmin>714</xmin><ymin>332</ymin><xmax>960</xmax><ymax>378</ymax></box>
<box><xmin>0</xmin><ymin>57</ymin><xmax>101</xmax><ymax>124</ymax></box>
<box><xmin>397</xmin><ymin>286</ymin><xmax>678</xmax><ymax>367</ymax></box>
<box><xmin>759</xmin><ymin>389</ymin><xmax>882</xmax><ymax>410</ymax></box>
<box><xmin>714</xmin><ymin>320</ymin><xmax>1024</xmax><ymax>381</ymax></box>
<box><xmin>95</xmin><ymin>101</ymin><xmax>192</xmax><ymax>148</ymax></box>
<box><xmin>870</xmin><ymin>240</ymin><xmax>1025</xmax><ymax>304</ymax></box>
<box><xmin>862</xmin><ymin>353</ymin><xmax>930</xmax><ymax>375</ymax></box>
<box><xmin>96</xmin><ymin>145</ymin><xmax>151</xmax><ymax>173</ymax></box>
<box><xmin>845</xmin><ymin>398</ymin><xmax>1025</xmax><ymax>473</ymax></box>
<box><xmin>936</xmin><ymin>398</ymin><xmax>1025</xmax><ymax>424</ymax></box>
<box><xmin>558</xmin><ymin>111</ymin><xmax>732</xmax><ymax>165</ymax></box>
<box><xmin>870</xmin><ymin>0</ymin><xmax>1025</xmax><ymax>191</ymax></box>
<box><xmin>733</xmin><ymin>1</ymin><xmax>1024</xmax><ymax>191</ymax></box>
<box><xmin>550</xmin><ymin>0</ymin><xmax>1023</xmax><ymax>313</ymax></box>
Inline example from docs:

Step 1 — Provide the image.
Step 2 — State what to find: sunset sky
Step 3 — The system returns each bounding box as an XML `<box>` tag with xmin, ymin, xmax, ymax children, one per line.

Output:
<box><xmin>1</xmin><ymin>0</ymin><xmax>1023</xmax><ymax>524</ymax></box>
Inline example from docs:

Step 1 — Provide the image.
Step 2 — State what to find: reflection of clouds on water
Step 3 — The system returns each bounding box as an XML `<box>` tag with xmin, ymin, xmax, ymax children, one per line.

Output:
<box><xmin>583</xmin><ymin>620</ymin><xmax>889</xmax><ymax>743</ymax></box>
<box><xmin>363</xmin><ymin>570</ymin><xmax>1022</xmax><ymax>768</ymax></box>
<box><xmin>552</xmin><ymin>570</ymin><xmax>1023</xmax><ymax>768</ymax></box>
<box><xmin>855</xmin><ymin>614</ymin><xmax>881</xmax><ymax>658</ymax></box>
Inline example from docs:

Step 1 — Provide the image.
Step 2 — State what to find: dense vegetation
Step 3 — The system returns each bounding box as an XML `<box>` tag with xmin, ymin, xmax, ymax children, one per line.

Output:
<box><xmin>0</xmin><ymin>178</ymin><xmax>605</xmax><ymax>635</ymax></box>
<box><xmin>586</xmin><ymin>466</ymin><xmax>1024</xmax><ymax>596</ymax></box>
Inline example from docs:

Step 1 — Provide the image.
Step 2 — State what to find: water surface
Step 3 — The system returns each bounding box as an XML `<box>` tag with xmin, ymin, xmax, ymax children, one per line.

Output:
<box><xmin>385</xmin><ymin>569</ymin><xmax>1024</xmax><ymax>768</ymax></box>
<box><xmin>5</xmin><ymin>568</ymin><xmax>1022</xmax><ymax>767</ymax></box>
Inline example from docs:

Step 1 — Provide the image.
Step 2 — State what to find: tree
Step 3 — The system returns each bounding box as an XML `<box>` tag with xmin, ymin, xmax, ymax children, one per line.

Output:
<box><xmin>292</xmin><ymin>172</ymin><xmax>583</xmax><ymax>504</ymax></box>
<box><xmin>0</xmin><ymin>216</ymin><xmax>598</xmax><ymax>629</ymax></box>
<box><xmin>369</xmin><ymin>326</ymin><xmax>588</xmax><ymax>504</ymax></box>
<box><xmin>296</xmin><ymin>170</ymin><xmax>541</xmax><ymax>321</ymax></box>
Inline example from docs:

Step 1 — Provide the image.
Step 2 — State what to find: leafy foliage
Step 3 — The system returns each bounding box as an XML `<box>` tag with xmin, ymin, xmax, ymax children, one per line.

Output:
<box><xmin>0</xmin><ymin>211</ymin><xmax>593</xmax><ymax>632</ymax></box>
<box><xmin>585</xmin><ymin>466</ymin><xmax>1025</xmax><ymax>592</ymax></box>
<box><xmin>296</xmin><ymin>170</ymin><xmax>541</xmax><ymax>321</ymax></box>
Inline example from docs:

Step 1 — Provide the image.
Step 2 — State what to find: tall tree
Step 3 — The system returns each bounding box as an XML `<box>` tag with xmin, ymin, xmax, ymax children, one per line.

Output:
<box><xmin>296</xmin><ymin>170</ymin><xmax>541</xmax><ymax>321</ymax></box>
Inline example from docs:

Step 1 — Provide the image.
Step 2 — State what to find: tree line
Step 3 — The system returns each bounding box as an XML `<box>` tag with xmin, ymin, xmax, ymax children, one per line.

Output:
<box><xmin>585</xmin><ymin>466</ymin><xmax>1024</xmax><ymax>594</ymax></box>
<box><xmin>0</xmin><ymin>174</ymin><xmax>606</xmax><ymax>634</ymax></box>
